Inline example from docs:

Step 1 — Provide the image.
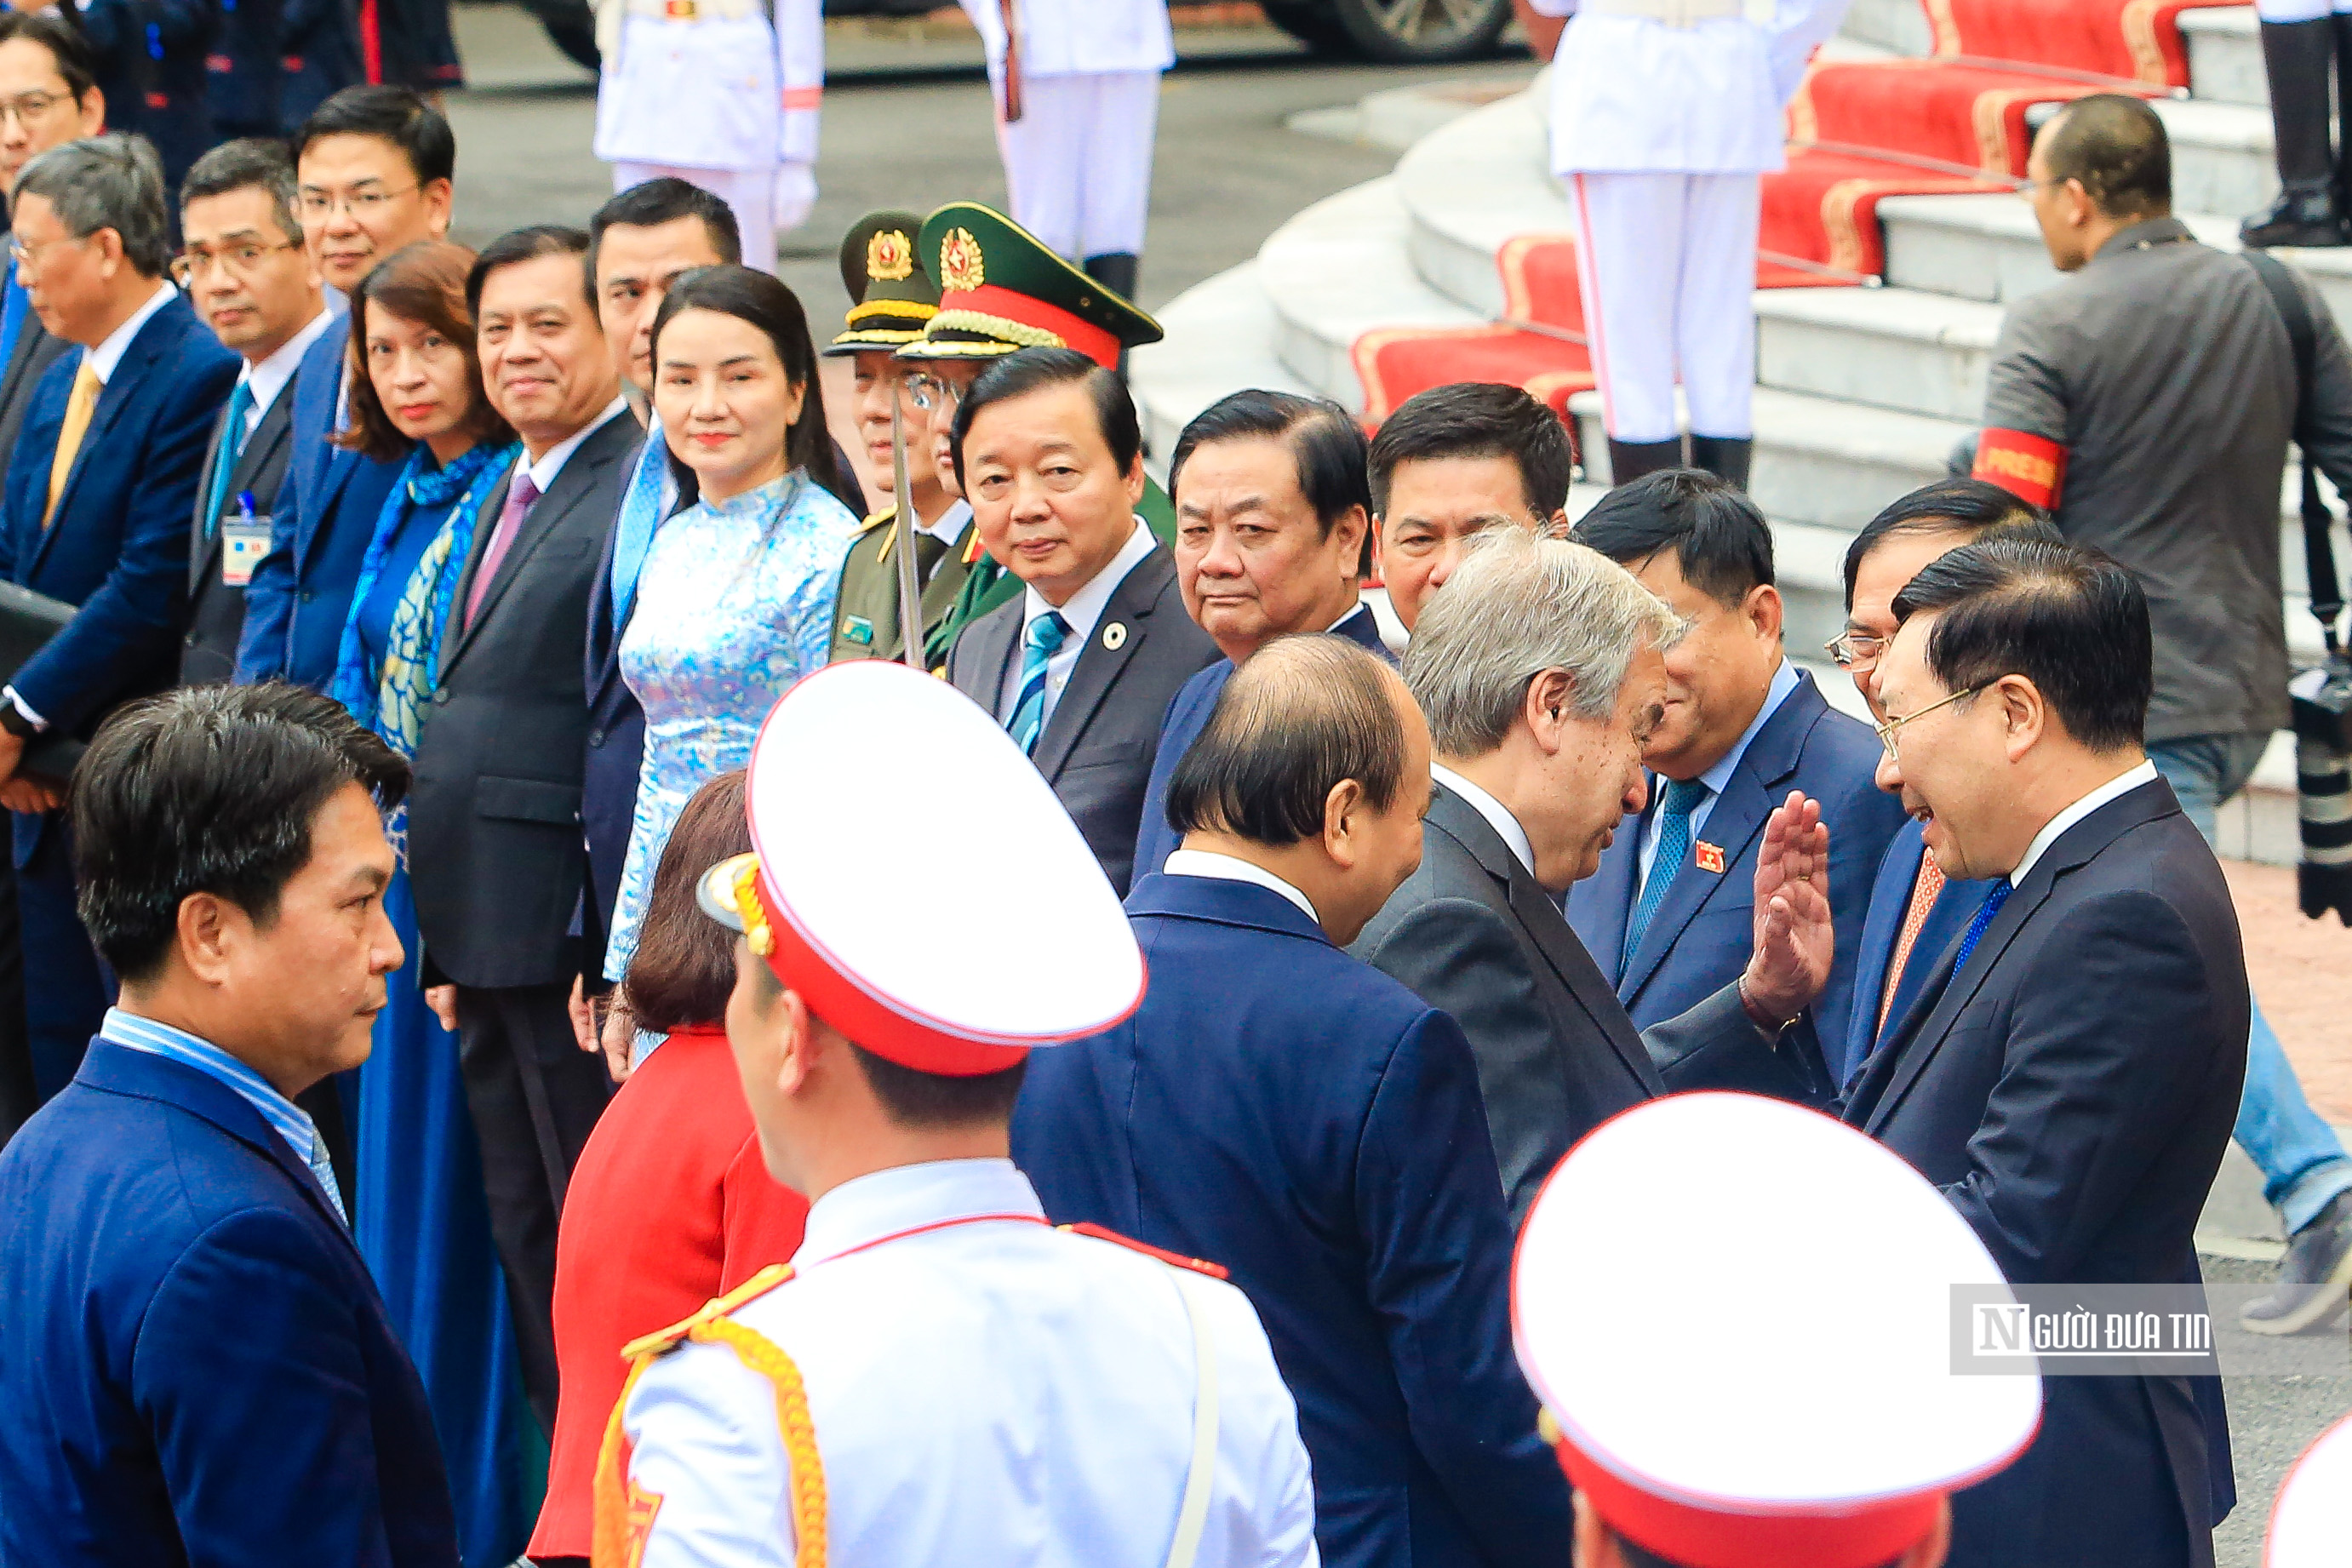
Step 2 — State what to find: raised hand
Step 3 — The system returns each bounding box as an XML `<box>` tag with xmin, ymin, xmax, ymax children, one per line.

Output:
<box><xmin>1742</xmin><ymin>790</ymin><xmax>1834</xmax><ymax>1026</ymax></box>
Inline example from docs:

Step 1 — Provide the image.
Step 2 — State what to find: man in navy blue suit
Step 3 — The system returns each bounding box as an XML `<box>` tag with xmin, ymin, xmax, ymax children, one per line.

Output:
<box><xmin>1131</xmin><ymin>388</ymin><xmax>1388</xmax><ymax>883</ymax></box>
<box><xmin>0</xmin><ymin>683</ymin><xmax>457</xmax><ymax>1566</ymax></box>
<box><xmin>0</xmin><ymin>134</ymin><xmax>237</xmax><ymax>1103</ymax></box>
<box><xmin>1016</xmin><ymin>635</ymin><xmax>1577</xmax><ymax>1568</ymax></box>
<box><xmin>1568</xmin><ymin>468</ymin><xmax>1905</xmax><ymax>1077</ymax></box>
<box><xmin>235</xmin><ymin>84</ymin><xmax>451</xmax><ymax>690</ymax></box>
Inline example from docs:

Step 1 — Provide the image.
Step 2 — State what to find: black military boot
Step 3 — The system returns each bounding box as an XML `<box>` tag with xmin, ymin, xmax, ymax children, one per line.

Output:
<box><xmin>2333</xmin><ymin>12</ymin><xmax>2352</xmax><ymax>221</ymax></box>
<box><xmin>1689</xmin><ymin>434</ymin><xmax>1754</xmax><ymax>491</ymax></box>
<box><xmin>1082</xmin><ymin>254</ymin><xmax>1142</xmax><ymax>378</ymax></box>
<box><xmin>1605</xmin><ymin>437</ymin><xmax>1684</xmax><ymax>488</ymax></box>
<box><xmin>2245</xmin><ymin>18</ymin><xmax>2345</xmax><ymax>248</ymax></box>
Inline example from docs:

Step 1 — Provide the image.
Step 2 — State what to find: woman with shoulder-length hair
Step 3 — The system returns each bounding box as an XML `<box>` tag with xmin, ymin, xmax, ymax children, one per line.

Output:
<box><xmin>327</xmin><ymin>237</ymin><xmax>536</xmax><ymax>1566</ymax></box>
<box><xmin>598</xmin><ymin>264</ymin><xmax>860</xmax><ymax>1064</ymax></box>
<box><xmin>529</xmin><ymin>769</ymin><xmax>810</xmax><ymax>1566</ymax></box>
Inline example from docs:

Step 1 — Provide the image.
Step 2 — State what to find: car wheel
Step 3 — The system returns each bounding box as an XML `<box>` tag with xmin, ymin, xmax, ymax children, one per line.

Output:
<box><xmin>518</xmin><ymin>0</ymin><xmax>600</xmax><ymax>69</ymax></box>
<box><xmin>1328</xmin><ymin>0</ymin><xmax>1514</xmax><ymax>61</ymax></box>
<box><xmin>1262</xmin><ymin>0</ymin><xmax>1353</xmax><ymax>53</ymax></box>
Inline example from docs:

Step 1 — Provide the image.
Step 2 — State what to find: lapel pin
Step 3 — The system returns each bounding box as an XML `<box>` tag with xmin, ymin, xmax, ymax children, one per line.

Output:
<box><xmin>1695</xmin><ymin>842</ymin><xmax>1726</xmax><ymax>874</ymax></box>
<box><xmin>1102</xmin><ymin>621</ymin><xmax>1128</xmax><ymax>650</ymax></box>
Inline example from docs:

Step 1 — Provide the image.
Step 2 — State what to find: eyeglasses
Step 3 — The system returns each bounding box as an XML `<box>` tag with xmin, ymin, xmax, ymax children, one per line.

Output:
<box><xmin>7</xmin><ymin>232</ymin><xmax>85</xmax><ymax>271</ymax></box>
<box><xmin>173</xmin><ymin>239</ymin><xmax>303</xmax><ymax>285</ymax></box>
<box><xmin>1823</xmin><ymin>631</ymin><xmax>1886</xmax><ymax>672</ymax></box>
<box><xmin>1874</xmin><ymin>683</ymin><xmax>1988</xmax><ymax>759</ymax></box>
<box><xmin>904</xmin><ymin>370</ymin><xmax>963</xmax><ymax>412</ymax></box>
<box><xmin>0</xmin><ymin>89</ymin><xmax>71</xmax><ymax>128</ymax></box>
<box><xmin>296</xmin><ymin>183</ymin><xmax>416</xmax><ymax>220</ymax></box>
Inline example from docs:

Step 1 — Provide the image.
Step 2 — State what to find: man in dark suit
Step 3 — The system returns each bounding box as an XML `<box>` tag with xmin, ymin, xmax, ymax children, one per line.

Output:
<box><xmin>1130</xmin><ymin>388</ymin><xmax>1388</xmax><ymax>884</ymax></box>
<box><xmin>0</xmin><ymin>14</ymin><xmax>101</xmax><ymax>480</ymax></box>
<box><xmin>0</xmin><ymin>134</ymin><xmax>237</xmax><ymax>1105</ymax></box>
<box><xmin>236</xmin><ymin>85</ymin><xmax>452</xmax><ymax>690</ymax></box>
<box><xmin>1783</xmin><ymin>537</ymin><xmax>2242</xmax><ymax>1567</ymax></box>
<box><xmin>1568</xmin><ymin>468</ymin><xmax>1906</xmax><ymax>1067</ymax></box>
<box><xmin>1352</xmin><ymin>527</ymin><xmax>1837</xmax><ymax>1223</ymax></box>
<box><xmin>1015</xmin><ymin>636</ymin><xmax>1576</xmax><ymax>1568</ymax></box>
<box><xmin>177</xmin><ymin>138</ymin><xmax>333</xmax><ymax>686</ymax></box>
<box><xmin>945</xmin><ymin>346</ymin><xmax>1217</xmax><ymax>894</ymax></box>
<box><xmin>408</xmin><ymin>225</ymin><xmax>631</xmax><ymax>1428</ymax></box>
<box><xmin>0</xmin><ymin>684</ymin><xmax>457</xmax><ymax>1566</ymax></box>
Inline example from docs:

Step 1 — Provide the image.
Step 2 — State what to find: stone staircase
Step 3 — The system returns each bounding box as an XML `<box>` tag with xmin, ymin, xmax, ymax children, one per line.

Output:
<box><xmin>1130</xmin><ymin>1</ymin><xmax>2340</xmax><ymax>863</ymax></box>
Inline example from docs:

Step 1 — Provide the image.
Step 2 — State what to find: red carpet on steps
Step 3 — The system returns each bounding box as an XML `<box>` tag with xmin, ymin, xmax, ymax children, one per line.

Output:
<box><xmin>1342</xmin><ymin>0</ymin><xmax>2247</xmax><ymax>432</ymax></box>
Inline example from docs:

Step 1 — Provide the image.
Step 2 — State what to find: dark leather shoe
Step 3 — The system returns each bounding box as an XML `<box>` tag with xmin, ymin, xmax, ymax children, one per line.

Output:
<box><xmin>2241</xmin><ymin>1187</ymin><xmax>2352</xmax><ymax>1334</ymax></box>
<box><xmin>2243</xmin><ymin>180</ymin><xmax>2348</xmax><ymax>249</ymax></box>
<box><xmin>1689</xmin><ymin>434</ymin><xmax>1753</xmax><ymax>490</ymax></box>
<box><xmin>1605</xmin><ymin>437</ymin><xmax>1683</xmax><ymax>487</ymax></box>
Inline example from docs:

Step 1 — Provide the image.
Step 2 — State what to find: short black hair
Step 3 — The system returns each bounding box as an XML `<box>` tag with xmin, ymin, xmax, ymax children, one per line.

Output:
<box><xmin>950</xmin><ymin>346</ymin><xmax>1141</xmax><ymax>492</ymax></box>
<box><xmin>1366</xmin><ymin>381</ymin><xmax>1575</xmax><ymax>519</ymax></box>
<box><xmin>0</xmin><ymin>10</ymin><xmax>98</xmax><ymax>102</ymax></box>
<box><xmin>1891</xmin><ymin>537</ymin><xmax>2151</xmax><ymax>753</ymax></box>
<box><xmin>2041</xmin><ymin>93</ymin><xmax>2170</xmax><ymax>220</ymax></box>
<box><xmin>587</xmin><ymin>176</ymin><xmax>742</xmax><ymax>283</ymax></box>
<box><xmin>179</xmin><ymin>137</ymin><xmax>301</xmax><ymax>243</ymax></box>
<box><xmin>1573</xmin><ymin>467</ymin><xmax>1774</xmax><ymax>608</ymax></box>
<box><xmin>466</xmin><ymin>223</ymin><xmax>592</xmax><ymax>314</ymax></box>
<box><xmin>1165</xmin><ymin>635</ymin><xmax>1405</xmax><ymax>847</ymax></box>
<box><xmin>70</xmin><ymin>684</ymin><xmax>409</xmax><ymax>984</ymax></box>
<box><xmin>1167</xmin><ymin>389</ymin><xmax>1371</xmax><ymax>538</ymax></box>
<box><xmin>1843</xmin><ymin>478</ymin><xmax>2052</xmax><ymax>609</ymax></box>
<box><xmin>293</xmin><ymin>84</ymin><xmax>455</xmax><ymax>189</ymax></box>
<box><xmin>850</xmin><ymin>1044</ymin><xmax>1027</xmax><ymax>1130</ymax></box>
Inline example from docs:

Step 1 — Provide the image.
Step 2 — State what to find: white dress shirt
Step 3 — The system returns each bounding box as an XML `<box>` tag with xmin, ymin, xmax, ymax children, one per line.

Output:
<box><xmin>622</xmin><ymin>1158</ymin><xmax>1319</xmax><ymax>1568</ymax></box>
<box><xmin>1637</xmin><ymin>658</ymin><xmax>1803</xmax><ymax>884</ymax></box>
<box><xmin>83</xmin><ymin>280</ymin><xmax>177</xmax><ymax>385</ymax></box>
<box><xmin>996</xmin><ymin>517</ymin><xmax>1158</xmax><ymax>727</ymax></box>
<box><xmin>1164</xmin><ymin>847</ymin><xmax>1319</xmax><ymax>923</ymax></box>
<box><xmin>2009</xmin><ymin>760</ymin><xmax>2160</xmax><ymax>886</ymax></box>
<box><xmin>1433</xmin><ymin>762</ymin><xmax>1537</xmax><ymax>878</ymax></box>
<box><xmin>237</xmin><ymin>304</ymin><xmax>335</xmax><ymax>432</ymax></box>
<box><xmin>523</xmin><ymin>396</ymin><xmax>632</xmax><ymax>495</ymax></box>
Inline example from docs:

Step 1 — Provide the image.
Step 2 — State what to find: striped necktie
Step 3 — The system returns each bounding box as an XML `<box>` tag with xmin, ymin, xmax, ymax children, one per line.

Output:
<box><xmin>44</xmin><ymin>360</ymin><xmax>101</xmax><ymax>527</ymax></box>
<box><xmin>1951</xmin><ymin>878</ymin><xmax>2014</xmax><ymax>976</ymax></box>
<box><xmin>306</xmin><ymin>1127</ymin><xmax>348</xmax><ymax>1228</ymax></box>
<box><xmin>1876</xmin><ymin>852</ymin><xmax>1948</xmax><ymax>1040</ymax></box>
<box><xmin>204</xmin><ymin>379</ymin><xmax>256</xmax><ymax>537</ymax></box>
<box><xmin>1624</xmin><ymin>777</ymin><xmax>1710</xmax><ymax>964</ymax></box>
<box><xmin>1008</xmin><ymin>609</ymin><xmax>1070</xmax><ymax>754</ymax></box>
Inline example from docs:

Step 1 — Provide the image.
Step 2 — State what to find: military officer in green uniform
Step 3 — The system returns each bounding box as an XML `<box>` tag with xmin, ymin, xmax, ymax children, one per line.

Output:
<box><xmin>894</xmin><ymin>201</ymin><xmax>1173</xmax><ymax>661</ymax></box>
<box><xmin>822</xmin><ymin>209</ymin><xmax>975</xmax><ymax>667</ymax></box>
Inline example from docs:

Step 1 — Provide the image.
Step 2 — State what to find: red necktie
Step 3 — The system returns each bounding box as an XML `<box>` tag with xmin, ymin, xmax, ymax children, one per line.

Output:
<box><xmin>465</xmin><ymin>471</ymin><xmax>538</xmax><ymax>630</ymax></box>
<box><xmin>1876</xmin><ymin>852</ymin><xmax>1947</xmax><ymax>1040</ymax></box>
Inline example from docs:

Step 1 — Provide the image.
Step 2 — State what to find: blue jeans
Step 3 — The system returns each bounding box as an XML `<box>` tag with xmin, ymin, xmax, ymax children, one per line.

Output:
<box><xmin>2148</xmin><ymin>733</ymin><xmax>2352</xmax><ymax>1233</ymax></box>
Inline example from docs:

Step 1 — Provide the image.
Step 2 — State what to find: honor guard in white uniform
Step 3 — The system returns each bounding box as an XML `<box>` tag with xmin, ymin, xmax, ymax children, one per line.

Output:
<box><xmin>956</xmin><ymin>0</ymin><xmax>1172</xmax><ymax>304</ymax></box>
<box><xmin>596</xmin><ymin>660</ymin><xmax>1319</xmax><ymax>1568</ymax></box>
<box><xmin>1514</xmin><ymin>1093</ymin><xmax>2041</xmax><ymax>1568</ymax></box>
<box><xmin>1530</xmin><ymin>0</ymin><xmax>1851</xmax><ymax>491</ymax></box>
<box><xmin>592</xmin><ymin>0</ymin><xmax>824</xmax><ymax>271</ymax></box>
<box><xmin>2241</xmin><ymin>0</ymin><xmax>2352</xmax><ymax>246</ymax></box>
<box><xmin>2267</xmin><ymin>1416</ymin><xmax>2352</xmax><ymax>1567</ymax></box>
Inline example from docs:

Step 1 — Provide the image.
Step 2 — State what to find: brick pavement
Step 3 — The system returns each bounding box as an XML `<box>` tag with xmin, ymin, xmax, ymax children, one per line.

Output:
<box><xmin>2229</xmin><ymin>859</ymin><xmax>2352</xmax><ymax>1122</ymax></box>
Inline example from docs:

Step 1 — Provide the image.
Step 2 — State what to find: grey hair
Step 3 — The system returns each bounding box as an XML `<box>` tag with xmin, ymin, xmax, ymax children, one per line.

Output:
<box><xmin>1404</xmin><ymin>524</ymin><xmax>1683</xmax><ymax>758</ymax></box>
<box><xmin>16</xmin><ymin>134</ymin><xmax>171</xmax><ymax>280</ymax></box>
<box><xmin>180</xmin><ymin>137</ymin><xmax>302</xmax><ymax>248</ymax></box>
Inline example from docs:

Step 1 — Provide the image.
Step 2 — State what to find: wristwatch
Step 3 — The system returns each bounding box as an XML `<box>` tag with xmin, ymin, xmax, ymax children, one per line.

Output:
<box><xmin>0</xmin><ymin>701</ymin><xmax>37</xmax><ymax>741</ymax></box>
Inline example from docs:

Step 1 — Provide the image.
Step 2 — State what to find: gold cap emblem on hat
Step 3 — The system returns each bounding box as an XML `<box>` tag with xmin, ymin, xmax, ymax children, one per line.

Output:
<box><xmin>939</xmin><ymin>226</ymin><xmax>986</xmax><ymax>294</ymax></box>
<box><xmin>867</xmin><ymin>227</ymin><xmax>913</xmax><ymax>283</ymax></box>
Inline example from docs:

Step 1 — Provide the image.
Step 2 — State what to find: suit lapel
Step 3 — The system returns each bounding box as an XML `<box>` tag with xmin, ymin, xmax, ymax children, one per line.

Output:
<box><xmin>959</xmin><ymin>600</ymin><xmax>1022</xmax><ymax>719</ymax></box>
<box><xmin>439</xmin><ymin>459</ymin><xmax>524</xmax><ymax>677</ymax></box>
<box><xmin>1033</xmin><ymin>549</ymin><xmax>1169</xmax><ymax>778</ymax></box>
<box><xmin>190</xmin><ymin>390</ymin><xmax>293</xmax><ymax>591</ymax></box>
<box><xmin>1856</xmin><ymin>873</ymin><xmax>2044</xmax><ymax>1133</ymax></box>
<box><xmin>1579</xmin><ymin>809</ymin><xmax>1641</xmax><ymax>985</ymax></box>
<box><xmin>34</xmin><ymin>318</ymin><xmax>169</xmax><ymax>570</ymax></box>
<box><xmin>188</xmin><ymin>409</ymin><xmax>232</xmax><ymax>592</ymax></box>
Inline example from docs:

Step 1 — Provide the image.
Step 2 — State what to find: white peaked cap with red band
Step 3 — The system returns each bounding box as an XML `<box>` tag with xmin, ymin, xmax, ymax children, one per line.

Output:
<box><xmin>2266</xmin><ymin>1415</ymin><xmax>2352</xmax><ymax>1567</ymax></box>
<box><xmin>1512</xmin><ymin>1093</ymin><xmax>2043</xmax><ymax>1568</ymax></box>
<box><xmin>694</xmin><ymin>661</ymin><xmax>1146</xmax><ymax>1074</ymax></box>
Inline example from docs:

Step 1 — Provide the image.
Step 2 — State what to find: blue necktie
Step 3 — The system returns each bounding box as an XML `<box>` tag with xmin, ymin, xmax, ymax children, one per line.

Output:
<box><xmin>306</xmin><ymin>1125</ymin><xmax>347</xmax><ymax>1228</ymax></box>
<box><xmin>1624</xmin><ymin>777</ymin><xmax>1710</xmax><ymax>964</ymax></box>
<box><xmin>1951</xmin><ymin>878</ymin><xmax>2014</xmax><ymax>976</ymax></box>
<box><xmin>1008</xmin><ymin>610</ymin><xmax>1070</xmax><ymax>754</ymax></box>
<box><xmin>609</xmin><ymin>416</ymin><xmax>672</xmax><ymax>627</ymax></box>
<box><xmin>204</xmin><ymin>380</ymin><xmax>255</xmax><ymax>537</ymax></box>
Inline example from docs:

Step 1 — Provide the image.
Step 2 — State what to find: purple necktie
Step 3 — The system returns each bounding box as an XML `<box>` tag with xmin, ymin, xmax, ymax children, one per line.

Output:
<box><xmin>465</xmin><ymin>470</ymin><xmax>538</xmax><ymax>629</ymax></box>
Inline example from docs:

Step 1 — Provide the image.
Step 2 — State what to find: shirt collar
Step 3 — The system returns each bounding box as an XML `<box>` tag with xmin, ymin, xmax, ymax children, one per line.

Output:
<box><xmin>241</xmin><ymin>303</ymin><xmax>335</xmax><ymax>416</ymax></box>
<box><xmin>524</xmin><ymin>396</ymin><xmax>630</xmax><ymax>494</ymax></box>
<box><xmin>83</xmin><ymin>279</ymin><xmax>177</xmax><ymax>385</ymax></box>
<box><xmin>1021</xmin><ymin>517</ymin><xmax>1155</xmax><ymax>644</ymax></box>
<box><xmin>1693</xmin><ymin>658</ymin><xmax>1802</xmax><ymax>798</ymax></box>
<box><xmin>2092</xmin><ymin>215</ymin><xmax>2194</xmax><ymax>262</ymax></box>
<box><xmin>1433</xmin><ymin>762</ymin><xmax>1537</xmax><ymax>878</ymax></box>
<box><xmin>793</xmin><ymin>1158</ymin><xmax>1045</xmax><ymax>1268</ymax></box>
<box><xmin>2009</xmin><ymin>759</ymin><xmax>2159</xmax><ymax>886</ymax></box>
<box><xmin>98</xmin><ymin>1006</ymin><xmax>321</xmax><ymax>1162</ymax></box>
<box><xmin>924</xmin><ymin>495</ymin><xmax>973</xmax><ymax>547</ymax></box>
<box><xmin>1162</xmin><ymin>847</ymin><xmax>1319</xmax><ymax>923</ymax></box>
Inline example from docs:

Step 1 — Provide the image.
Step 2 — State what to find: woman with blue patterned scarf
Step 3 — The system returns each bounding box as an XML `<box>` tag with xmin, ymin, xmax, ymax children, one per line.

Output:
<box><xmin>326</xmin><ymin>240</ymin><xmax>538</xmax><ymax>1568</ymax></box>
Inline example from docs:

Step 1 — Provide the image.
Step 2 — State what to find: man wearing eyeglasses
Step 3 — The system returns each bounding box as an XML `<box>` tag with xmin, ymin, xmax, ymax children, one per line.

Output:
<box><xmin>176</xmin><ymin>138</ymin><xmax>330</xmax><ymax>689</ymax></box>
<box><xmin>0</xmin><ymin>15</ymin><xmax>105</xmax><ymax>495</ymax></box>
<box><xmin>235</xmin><ymin>84</ymin><xmax>452</xmax><ymax>694</ymax></box>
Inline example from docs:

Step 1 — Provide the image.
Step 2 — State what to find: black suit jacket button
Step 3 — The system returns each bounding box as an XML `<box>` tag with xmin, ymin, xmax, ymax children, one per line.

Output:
<box><xmin>433</xmin><ymin>690</ymin><xmax>449</xmax><ymax>706</ymax></box>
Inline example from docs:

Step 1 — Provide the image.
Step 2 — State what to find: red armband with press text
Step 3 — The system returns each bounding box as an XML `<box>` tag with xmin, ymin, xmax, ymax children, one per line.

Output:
<box><xmin>1971</xmin><ymin>428</ymin><xmax>2068</xmax><ymax>511</ymax></box>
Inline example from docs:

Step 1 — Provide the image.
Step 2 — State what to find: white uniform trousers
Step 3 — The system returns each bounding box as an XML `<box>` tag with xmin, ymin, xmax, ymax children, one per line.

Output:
<box><xmin>609</xmin><ymin>161</ymin><xmax>815</xmax><ymax>274</ymax></box>
<box><xmin>1568</xmin><ymin>169</ymin><xmax>1759</xmax><ymax>444</ymax></box>
<box><xmin>993</xmin><ymin>69</ymin><xmax>1159</xmax><ymax>261</ymax></box>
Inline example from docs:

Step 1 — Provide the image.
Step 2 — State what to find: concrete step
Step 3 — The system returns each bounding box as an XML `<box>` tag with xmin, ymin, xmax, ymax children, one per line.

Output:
<box><xmin>1258</xmin><ymin>176</ymin><xmax>1485</xmax><ymax>412</ymax></box>
<box><xmin>2157</xmin><ymin>96</ymin><xmax>2279</xmax><ymax>225</ymax></box>
<box><xmin>1285</xmin><ymin>73</ymin><xmax>1537</xmax><ymax>154</ymax></box>
<box><xmin>1754</xmin><ymin>284</ymin><xmax>2002</xmax><ymax>421</ymax></box>
<box><xmin>1396</xmin><ymin>87</ymin><xmax>1566</xmax><ymax>320</ymax></box>
<box><xmin>2181</xmin><ymin>4</ymin><xmax>2267</xmax><ymax>111</ymax></box>
<box><xmin>1834</xmin><ymin>0</ymin><xmax>1935</xmax><ymax>58</ymax></box>
<box><xmin>1128</xmin><ymin>260</ymin><xmax>1312</xmax><ymax>475</ymax></box>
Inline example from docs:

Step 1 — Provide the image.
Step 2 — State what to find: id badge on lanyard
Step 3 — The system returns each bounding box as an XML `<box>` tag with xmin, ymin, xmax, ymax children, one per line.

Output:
<box><xmin>220</xmin><ymin>490</ymin><xmax>272</xmax><ymax>588</ymax></box>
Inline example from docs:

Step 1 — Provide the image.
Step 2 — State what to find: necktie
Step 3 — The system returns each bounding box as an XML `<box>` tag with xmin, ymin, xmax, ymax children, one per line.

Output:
<box><xmin>1875</xmin><ymin>851</ymin><xmax>1949</xmax><ymax>1040</ymax></box>
<box><xmin>1951</xmin><ymin>878</ymin><xmax>2014</xmax><ymax>976</ymax></box>
<box><xmin>203</xmin><ymin>379</ymin><xmax>256</xmax><ymax>537</ymax></box>
<box><xmin>1008</xmin><ymin>609</ymin><xmax>1071</xmax><ymax>754</ymax></box>
<box><xmin>306</xmin><ymin>1127</ymin><xmax>348</xmax><ymax>1228</ymax></box>
<box><xmin>464</xmin><ymin>470</ymin><xmax>539</xmax><ymax>629</ymax></box>
<box><xmin>1623</xmin><ymin>777</ymin><xmax>1711</xmax><ymax>964</ymax></box>
<box><xmin>43</xmin><ymin>360</ymin><xmax>101</xmax><ymax>527</ymax></box>
<box><xmin>610</xmin><ymin>417</ymin><xmax>670</xmax><ymax>627</ymax></box>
